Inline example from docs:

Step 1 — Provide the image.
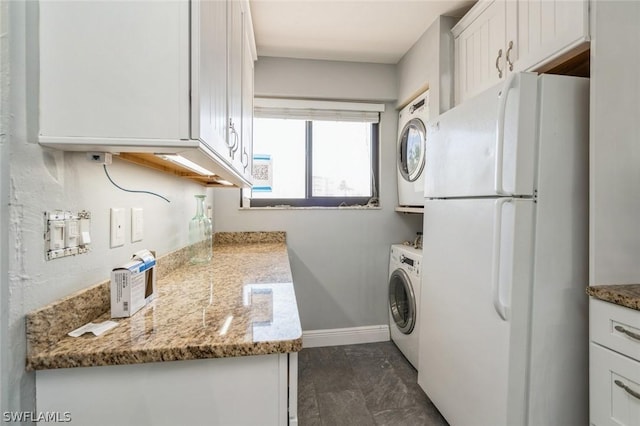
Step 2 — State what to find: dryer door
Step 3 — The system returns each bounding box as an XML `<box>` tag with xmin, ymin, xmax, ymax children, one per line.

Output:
<box><xmin>388</xmin><ymin>268</ymin><xmax>416</xmax><ymax>334</ymax></box>
<box><xmin>398</xmin><ymin>118</ymin><xmax>426</xmax><ymax>182</ymax></box>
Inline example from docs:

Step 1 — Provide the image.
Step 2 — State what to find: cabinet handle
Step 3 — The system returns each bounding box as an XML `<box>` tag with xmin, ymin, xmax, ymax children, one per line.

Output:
<box><xmin>614</xmin><ymin>325</ymin><xmax>640</xmax><ymax>342</ymax></box>
<box><xmin>227</xmin><ymin>117</ymin><xmax>236</xmax><ymax>151</ymax></box>
<box><xmin>228</xmin><ymin>120</ymin><xmax>239</xmax><ymax>158</ymax></box>
<box><xmin>231</xmin><ymin>129</ymin><xmax>240</xmax><ymax>154</ymax></box>
<box><xmin>495</xmin><ymin>49</ymin><xmax>503</xmax><ymax>78</ymax></box>
<box><xmin>506</xmin><ymin>41</ymin><xmax>514</xmax><ymax>71</ymax></box>
<box><xmin>614</xmin><ymin>380</ymin><xmax>640</xmax><ymax>401</ymax></box>
<box><xmin>241</xmin><ymin>148</ymin><xmax>249</xmax><ymax>172</ymax></box>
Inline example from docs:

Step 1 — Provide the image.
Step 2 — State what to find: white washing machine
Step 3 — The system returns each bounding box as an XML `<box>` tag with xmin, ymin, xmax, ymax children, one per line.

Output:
<box><xmin>397</xmin><ymin>90</ymin><xmax>429</xmax><ymax>207</ymax></box>
<box><xmin>388</xmin><ymin>244</ymin><xmax>422</xmax><ymax>369</ymax></box>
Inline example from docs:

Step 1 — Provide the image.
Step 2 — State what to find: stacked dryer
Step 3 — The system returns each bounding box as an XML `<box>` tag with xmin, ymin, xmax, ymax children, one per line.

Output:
<box><xmin>397</xmin><ymin>90</ymin><xmax>429</xmax><ymax>207</ymax></box>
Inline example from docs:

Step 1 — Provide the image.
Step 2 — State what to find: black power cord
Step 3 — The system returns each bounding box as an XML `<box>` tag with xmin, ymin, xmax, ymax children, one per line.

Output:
<box><xmin>103</xmin><ymin>165</ymin><xmax>170</xmax><ymax>203</ymax></box>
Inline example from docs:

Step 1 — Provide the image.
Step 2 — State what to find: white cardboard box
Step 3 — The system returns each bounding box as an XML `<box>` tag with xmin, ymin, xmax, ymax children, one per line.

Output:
<box><xmin>110</xmin><ymin>250</ymin><xmax>156</xmax><ymax>318</ymax></box>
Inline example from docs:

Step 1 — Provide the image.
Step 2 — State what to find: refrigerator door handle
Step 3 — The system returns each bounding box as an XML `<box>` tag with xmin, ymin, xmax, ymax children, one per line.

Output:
<box><xmin>491</xmin><ymin>198</ymin><xmax>512</xmax><ymax>321</ymax></box>
<box><xmin>494</xmin><ymin>73</ymin><xmax>517</xmax><ymax>196</ymax></box>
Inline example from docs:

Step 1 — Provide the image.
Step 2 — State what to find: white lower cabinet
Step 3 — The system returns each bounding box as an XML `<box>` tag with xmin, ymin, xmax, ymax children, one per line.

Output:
<box><xmin>590</xmin><ymin>298</ymin><xmax>640</xmax><ymax>426</ymax></box>
<box><xmin>36</xmin><ymin>353</ymin><xmax>298</xmax><ymax>426</ymax></box>
<box><xmin>591</xmin><ymin>344</ymin><xmax>640</xmax><ymax>426</ymax></box>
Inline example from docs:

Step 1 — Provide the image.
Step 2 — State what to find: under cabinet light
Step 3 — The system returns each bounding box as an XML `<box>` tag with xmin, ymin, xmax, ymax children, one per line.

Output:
<box><xmin>156</xmin><ymin>154</ymin><xmax>215</xmax><ymax>176</ymax></box>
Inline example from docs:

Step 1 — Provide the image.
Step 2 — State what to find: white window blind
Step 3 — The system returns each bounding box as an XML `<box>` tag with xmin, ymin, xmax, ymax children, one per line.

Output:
<box><xmin>254</xmin><ymin>98</ymin><xmax>384</xmax><ymax>123</ymax></box>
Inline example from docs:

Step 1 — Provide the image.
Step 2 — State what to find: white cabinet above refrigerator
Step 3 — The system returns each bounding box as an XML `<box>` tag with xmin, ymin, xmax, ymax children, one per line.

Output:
<box><xmin>453</xmin><ymin>0</ymin><xmax>590</xmax><ymax>105</ymax></box>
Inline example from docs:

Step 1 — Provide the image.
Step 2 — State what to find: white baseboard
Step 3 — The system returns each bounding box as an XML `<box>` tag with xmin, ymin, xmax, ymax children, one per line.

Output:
<box><xmin>302</xmin><ymin>325</ymin><xmax>390</xmax><ymax>348</ymax></box>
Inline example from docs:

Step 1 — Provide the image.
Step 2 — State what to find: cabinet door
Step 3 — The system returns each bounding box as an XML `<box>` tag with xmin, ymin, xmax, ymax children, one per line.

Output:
<box><xmin>515</xmin><ymin>0</ymin><xmax>589</xmax><ymax>72</ymax></box>
<box><xmin>454</xmin><ymin>0</ymin><xmax>506</xmax><ymax>104</ymax></box>
<box><xmin>241</xmin><ymin>27</ymin><xmax>255</xmax><ymax>183</ymax></box>
<box><xmin>37</xmin><ymin>354</ymin><xmax>289</xmax><ymax>426</ymax></box>
<box><xmin>228</xmin><ymin>0</ymin><xmax>244</xmax><ymax>172</ymax></box>
<box><xmin>590</xmin><ymin>343</ymin><xmax>640</xmax><ymax>426</ymax></box>
<box><xmin>40</xmin><ymin>0</ymin><xmax>189</xmax><ymax>141</ymax></box>
<box><xmin>192</xmin><ymin>0</ymin><xmax>229</xmax><ymax>158</ymax></box>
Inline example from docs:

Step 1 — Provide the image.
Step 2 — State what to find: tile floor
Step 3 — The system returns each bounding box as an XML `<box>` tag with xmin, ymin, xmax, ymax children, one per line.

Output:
<box><xmin>297</xmin><ymin>341</ymin><xmax>449</xmax><ymax>426</ymax></box>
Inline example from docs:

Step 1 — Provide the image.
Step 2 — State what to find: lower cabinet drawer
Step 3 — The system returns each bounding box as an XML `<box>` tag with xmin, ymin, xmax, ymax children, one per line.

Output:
<box><xmin>590</xmin><ymin>298</ymin><xmax>640</xmax><ymax>363</ymax></box>
<box><xmin>590</xmin><ymin>342</ymin><xmax>640</xmax><ymax>426</ymax></box>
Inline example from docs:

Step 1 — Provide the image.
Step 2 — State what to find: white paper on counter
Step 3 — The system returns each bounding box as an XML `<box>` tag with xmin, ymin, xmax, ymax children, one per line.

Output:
<box><xmin>68</xmin><ymin>321</ymin><xmax>118</xmax><ymax>337</ymax></box>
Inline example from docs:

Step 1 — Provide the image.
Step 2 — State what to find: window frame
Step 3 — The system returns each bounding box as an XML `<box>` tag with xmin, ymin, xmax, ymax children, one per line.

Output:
<box><xmin>249</xmin><ymin>120</ymin><xmax>380</xmax><ymax>208</ymax></box>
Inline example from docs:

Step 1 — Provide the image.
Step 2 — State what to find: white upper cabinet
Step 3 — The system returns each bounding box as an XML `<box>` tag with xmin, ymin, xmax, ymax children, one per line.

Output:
<box><xmin>228</xmin><ymin>0</ymin><xmax>245</xmax><ymax>174</ymax></box>
<box><xmin>39</xmin><ymin>1</ymin><xmax>190</xmax><ymax>142</ymax></box>
<box><xmin>453</xmin><ymin>0</ymin><xmax>508</xmax><ymax>105</ymax></box>
<box><xmin>514</xmin><ymin>0</ymin><xmax>589</xmax><ymax>72</ymax></box>
<box><xmin>241</xmin><ymin>19</ymin><xmax>256</xmax><ymax>182</ymax></box>
<box><xmin>39</xmin><ymin>0</ymin><xmax>256</xmax><ymax>187</ymax></box>
<box><xmin>453</xmin><ymin>0</ymin><xmax>589</xmax><ymax>105</ymax></box>
<box><xmin>191</xmin><ymin>0</ymin><xmax>229</xmax><ymax>160</ymax></box>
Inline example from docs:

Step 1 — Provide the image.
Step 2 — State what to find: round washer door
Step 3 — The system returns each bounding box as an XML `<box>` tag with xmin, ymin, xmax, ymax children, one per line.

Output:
<box><xmin>397</xmin><ymin>118</ymin><xmax>426</xmax><ymax>182</ymax></box>
<box><xmin>388</xmin><ymin>268</ymin><xmax>416</xmax><ymax>334</ymax></box>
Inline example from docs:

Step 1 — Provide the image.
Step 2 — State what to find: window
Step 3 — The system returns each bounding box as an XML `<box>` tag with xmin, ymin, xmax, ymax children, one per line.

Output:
<box><xmin>247</xmin><ymin>99</ymin><xmax>383</xmax><ymax>208</ymax></box>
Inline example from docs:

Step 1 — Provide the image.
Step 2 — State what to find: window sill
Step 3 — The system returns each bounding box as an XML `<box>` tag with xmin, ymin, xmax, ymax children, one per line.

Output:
<box><xmin>239</xmin><ymin>205</ymin><xmax>383</xmax><ymax>211</ymax></box>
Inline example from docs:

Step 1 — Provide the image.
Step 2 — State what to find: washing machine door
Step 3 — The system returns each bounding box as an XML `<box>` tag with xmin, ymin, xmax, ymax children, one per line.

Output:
<box><xmin>398</xmin><ymin>118</ymin><xmax>426</xmax><ymax>183</ymax></box>
<box><xmin>388</xmin><ymin>268</ymin><xmax>416</xmax><ymax>334</ymax></box>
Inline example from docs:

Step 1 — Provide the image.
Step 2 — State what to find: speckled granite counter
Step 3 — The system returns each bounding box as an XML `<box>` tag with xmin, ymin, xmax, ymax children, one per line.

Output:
<box><xmin>586</xmin><ymin>284</ymin><xmax>640</xmax><ymax>311</ymax></box>
<box><xmin>26</xmin><ymin>232</ymin><xmax>302</xmax><ymax>370</ymax></box>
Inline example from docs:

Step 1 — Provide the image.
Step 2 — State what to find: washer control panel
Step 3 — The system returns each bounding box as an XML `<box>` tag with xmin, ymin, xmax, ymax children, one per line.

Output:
<box><xmin>391</xmin><ymin>245</ymin><xmax>422</xmax><ymax>277</ymax></box>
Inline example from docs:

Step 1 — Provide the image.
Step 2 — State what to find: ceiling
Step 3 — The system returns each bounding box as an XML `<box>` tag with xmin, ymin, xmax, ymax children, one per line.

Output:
<box><xmin>249</xmin><ymin>0</ymin><xmax>476</xmax><ymax>64</ymax></box>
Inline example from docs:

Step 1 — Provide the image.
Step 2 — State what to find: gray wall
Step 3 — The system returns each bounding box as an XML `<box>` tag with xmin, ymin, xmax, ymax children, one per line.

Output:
<box><xmin>4</xmin><ymin>1</ymin><xmax>212</xmax><ymax>414</ymax></box>
<box><xmin>397</xmin><ymin>15</ymin><xmax>458</xmax><ymax>114</ymax></box>
<box><xmin>589</xmin><ymin>1</ymin><xmax>640</xmax><ymax>284</ymax></box>
<box><xmin>255</xmin><ymin>56</ymin><xmax>397</xmax><ymax>102</ymax></box>
<box><xmin>213</xmin><ymin>57</ymin><xmax>422</xmax><ymax>331</ymax></box>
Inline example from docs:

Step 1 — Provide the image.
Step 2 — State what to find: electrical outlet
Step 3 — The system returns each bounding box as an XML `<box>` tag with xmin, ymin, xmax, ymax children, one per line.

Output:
<box><xmin>86</xmin><ymin>152</ymin><xmax>113</xmax><ymax>165</ymax></box>
<box><xmin>131</xmin><ymin>208</ymin><xmax>143</xmax><ymax>242</ymax></box>
<box><xmin>110</xmin><ymin>208</ymin><xmax>125</xmax><ymax>248</ymax></box>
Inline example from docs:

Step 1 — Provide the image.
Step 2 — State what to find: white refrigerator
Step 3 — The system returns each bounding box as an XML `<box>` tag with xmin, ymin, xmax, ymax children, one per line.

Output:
<box><xmin>417</xmin><ymin>72</ymin><xmax>589</xmax><ymax>426</ymax></box>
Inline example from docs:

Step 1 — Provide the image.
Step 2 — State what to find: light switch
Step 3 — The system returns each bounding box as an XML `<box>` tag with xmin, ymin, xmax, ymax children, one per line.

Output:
<box><xmin>80</xmin><ymin>231</ymin><xmax>91</xmax><ymax>245</ymax></box>
<box><xmin>65</xmin><ymin>219</ymin><xmax>80</xmax><ymax>248</ymax></box>
<box><xmin>44</xmin><ymin>210</ymin><xmax>92</xmax><ymax>261</ymax></box>
<box><xmin>110</xmin><ymin>208</ymin><xmax>125</xmax><ymax>248</ymax></box>
<box><xmin>49</xmin><ymin>220</ymin><xmax>65</xmax><ymax>250</ymax></box>
<box><xmin>131</xmin><ymin>208</ymin><xmax>143</xmax><ymax>242</ymax></box>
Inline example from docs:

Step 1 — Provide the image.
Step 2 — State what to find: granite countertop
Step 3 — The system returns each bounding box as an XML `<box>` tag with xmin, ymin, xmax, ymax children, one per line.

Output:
<box><xmin>26</xmin><ymin>232</ymin><xmax>302</xmax><ymax>370</ymax></box>
<box><xmin>586</xmin><ymin>284</ymin><xmax>640</xmax><ymax>311</ymax></box>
